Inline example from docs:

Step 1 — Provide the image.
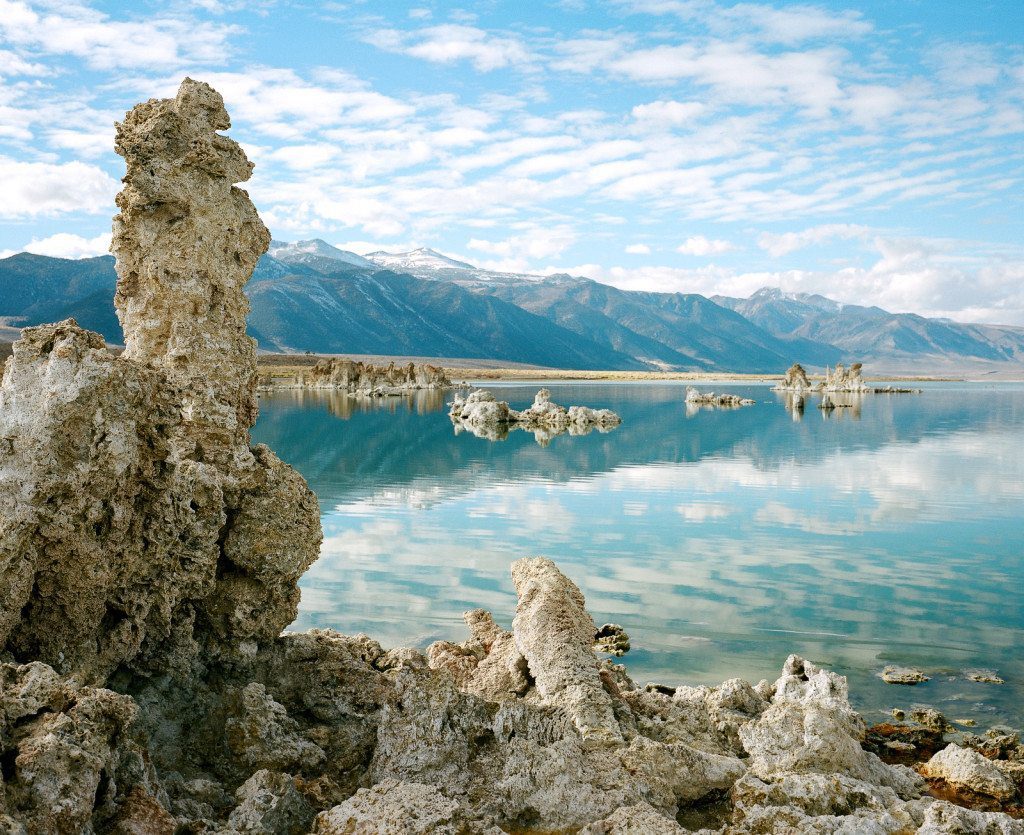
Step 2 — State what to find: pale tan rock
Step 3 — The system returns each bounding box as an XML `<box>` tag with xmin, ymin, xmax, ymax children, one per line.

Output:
<box><xmin>578</xmin><ymin>801</ymin><xmax>684</xmax><ymax>833</ymax></box>
<box><xmin>921</xmin><ymin>744</ymin><xmax>1017</xmax><ymax>800</ymax></box>
<box><xmin>0</xmin><ymin>81</ymin><xmax>320</xmax><ymax>685</ymax></box>
<box><xmin>511</xmin><ymin>556</ymin><xmax>622</xmax><ymax>743</ymax></box>
<box><xmin>916</xmin><ymin>799</ymin><xmax>1024</xmax><ymax>834</ymax></box>
<box><xmin>880</xmin><ymin>665</ymin><xmax>930</xmax><ymax>685</ymax></box>
<box><xmin>684</xmin><ymin>386</ymin><xmax>754</xmax><ymax>408</ymax></box>
<box><xmin>296</xmin><ymin>358</ymin><xmax>451</xmax><ymax>393</ymax></box>
<box><xmin>774</xmin><ymin>362</ymin><xmax>813</xmax><ymax>393</ymax></box>
<box><xmin>312</xmin><ymin>780</ymin><xmax>476</xmax><ymax>834</ymax></box>
<box><xmin>112</xmin><ymin>77</ymin><xmax>265</xmax><ymax>456</ymax></box>
<box><xmin>449</xmin><ymin>388</ymin><xmax>620</xmax><ymax>445</ymax></box>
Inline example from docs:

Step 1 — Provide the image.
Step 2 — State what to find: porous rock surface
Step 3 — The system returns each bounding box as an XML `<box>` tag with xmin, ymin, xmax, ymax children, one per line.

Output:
<box><xmin>0</xmin><ymin>79</ymin><xmax>1021</xmax><ymax>834</ymax></box>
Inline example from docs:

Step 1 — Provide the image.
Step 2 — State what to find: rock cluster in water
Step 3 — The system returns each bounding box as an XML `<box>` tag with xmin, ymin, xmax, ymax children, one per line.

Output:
<box><xmin>776</xmin><ymin>362</ymin><xmax>921</xmax><ymax>397</ymax></box>
<box><xmin>685</xmin><ymin>386</ymin><xmax>755</xmax><ymax>409</ymax></box>
<box><xmin>262</xmin><ymin>358</ymin><xmax>451</xmax><ymax>396</ymax></box>
<box><xmin>449</xmin><ymin>387</ymin><xmax>622</xmax><ymax>445</ymax></box>
<box><xmin>0</xmin><ymin>79</ymin><xmax>1021</xmax><ymax>834</ymax></box>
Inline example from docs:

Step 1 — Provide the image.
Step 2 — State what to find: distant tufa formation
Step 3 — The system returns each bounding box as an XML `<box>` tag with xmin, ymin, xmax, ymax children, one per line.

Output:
<box><xmin>261</xmin><ymin>357</ymin><xmax>452</xmax><ymax>395</ymax></box>
<box><xmin>0</xmin><ymin>80</ymin><xmax>1019</xmax><ymax>833</ymax></box>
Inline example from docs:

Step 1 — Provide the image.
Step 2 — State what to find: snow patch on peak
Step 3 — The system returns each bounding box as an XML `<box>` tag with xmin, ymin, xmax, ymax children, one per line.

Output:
<box><xmin>268</xmin><ymin>239</ymin><xmax>374</xmax><ymax>268</ymax></box>
<box><xmin>365</xmin><ymin>247</ymin><xmax>478</xmax><ymax>272</ymax></box>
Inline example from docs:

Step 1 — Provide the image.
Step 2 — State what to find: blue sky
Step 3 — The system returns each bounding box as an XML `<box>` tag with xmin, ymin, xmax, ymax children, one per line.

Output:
<box><xmin>1</xmin><ymin>0</ymin><xmax>1022</xmax><ymax>322</ymax></box>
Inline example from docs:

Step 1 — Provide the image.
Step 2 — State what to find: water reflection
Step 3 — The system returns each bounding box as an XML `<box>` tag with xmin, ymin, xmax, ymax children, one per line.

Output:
<box><xmin>253</xmin><ymin>382</ymin><xmax>1024</xmax><ymax>726</ymax></box>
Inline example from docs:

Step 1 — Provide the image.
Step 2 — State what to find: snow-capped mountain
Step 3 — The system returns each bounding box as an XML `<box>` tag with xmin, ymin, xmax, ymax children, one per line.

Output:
<box><xmin>363</xmin><ymin>247</ymin><xmax>547</xmax><ymax>289</ymax></box>
<box><xmin>268</xmin><ymin>239</ymin><xmax>375</xmax><ymax>269</ymax></box>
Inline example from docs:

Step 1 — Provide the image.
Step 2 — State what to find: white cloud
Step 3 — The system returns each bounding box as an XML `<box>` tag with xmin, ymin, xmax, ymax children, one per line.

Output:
<box><xmin>677</xmin><ymin>235</ymin><xmax>734</xmax><ymax>256</ymax></box>
<box><xmin>22</xmin><ymin>231</ymin><xmax>111</xmax><ymax>259</ymax></box>
<box><xmin>758</xmin><ymin>224</ymin><xmax>870</xmax><ymax>257</ymax></box>
<box><xmin>0</xmin><ymin>157</ymin><xmax>119</xmax><ymax>218</ymax></box>
<box><xmin>0</xmin><ymin>0</ymin><xmax>237</xmax><ymax>70</ymax></box>
<box><xmin>467</xmin><ymin>223</ymin><xmax>577</xmax><ymax>269</ymax></box>
<box><xmin>625</xmin><ymin>243</ymin><xmax>651</xmax><ymax>255</ymax></box>
<box><xmin>366</xmin><ymin>24</ymin><xmax>531</xmax><ymax>72</ymax></box>
<box><xmin>631</xmin><ymin>99</ymin><xmax>705</xmax><ymax>128</ymax></box>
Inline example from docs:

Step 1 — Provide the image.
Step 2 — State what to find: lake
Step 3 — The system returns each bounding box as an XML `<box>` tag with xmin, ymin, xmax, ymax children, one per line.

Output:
<box><xmin>252</xmin><ymin>381</ymin><xmax>1024</xmax><ymax>729</ymax></box>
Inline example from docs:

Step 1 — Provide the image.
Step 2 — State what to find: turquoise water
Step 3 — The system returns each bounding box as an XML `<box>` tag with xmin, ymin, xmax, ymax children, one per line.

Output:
<box><xmin>252</xmin><ymin>382</ymin><xmax>1024</xmax><ymax>729</ymax></box>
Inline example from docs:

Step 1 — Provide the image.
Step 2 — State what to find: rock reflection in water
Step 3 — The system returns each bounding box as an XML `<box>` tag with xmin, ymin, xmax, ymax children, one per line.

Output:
<box><xmin>253</xmin><ymin>381</ymin><xmax>1024</xmax><ymax>728</ymax></box>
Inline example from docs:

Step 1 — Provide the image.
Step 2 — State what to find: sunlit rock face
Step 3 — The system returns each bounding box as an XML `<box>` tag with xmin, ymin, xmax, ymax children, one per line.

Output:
<box><xmin>0</xmin><ymin>79</ymin><xmax>1021</xmax><ymax>833</ymax></box>
<box><xmin>0</xmin><ymin>78</ymin><xmax>321</xmax><ymax>685</ymax></box>
<box><xmin>112</xmin><ymin>77</ymin><xmax>268</xmax><ymax>457</ymax></box>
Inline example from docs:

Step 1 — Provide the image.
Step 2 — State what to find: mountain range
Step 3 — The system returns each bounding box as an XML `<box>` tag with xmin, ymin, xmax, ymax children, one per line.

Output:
<box><xmin>1</xmin><ymin>240</ymin><xmax>1022</xmax><ymax>373</ymax></box>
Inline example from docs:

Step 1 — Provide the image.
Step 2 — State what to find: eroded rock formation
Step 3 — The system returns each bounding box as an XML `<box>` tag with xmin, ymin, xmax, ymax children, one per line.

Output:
<box><xmin>262</xmin><ymin>358</ymin><xmax>452</xmax><ymax>395</ymax></box>
<box><xmin>775</xmin><ymin>362</ymin><xmax>813</xmax><ymax>393</ymax></box>
<box><xmin>449</xmin><ymin>388</ymin><xmax>621</xmax><ymax>445</ymax></box>
<box><xmin>685</xmin><ymin>386</ymin><xmax>755</xmax><ymax>410</ymax></box>
<box><xmin>0</xmin><ymin>80</ymin><xmax>1020</xmax><ymax>834</ymax></box>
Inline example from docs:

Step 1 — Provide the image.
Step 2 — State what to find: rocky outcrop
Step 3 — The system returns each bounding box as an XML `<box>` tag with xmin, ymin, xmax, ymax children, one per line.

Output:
<box><xmin>1</xmin><ymin>79</ymin><xmax>1020</xmax><ymax>834</ymax></box>
<box><xmin>449</xmin><ymin>388</ymin><xmax>621</xmax><ymax>445</ymax></box>
<box><xmin>684</xmin><ymin>386</ymin><xmax>755</xmax><ymax>409</ymax></box>
<box><xmin>822</xmin><ymin>361</ymin><xmax>869</xmax><ymax>393</ymax></box>
<box><xmin>263</xmin><ymin>358</ymin><xmax>452</xmax><ymax>395</ymax></box>
<box><xmin>774</xmin><ymin>362</ymin><xmax>813</xmax><ymax>393</ymax></box>
<box><xmin>921</xmin><ymin>744</ymin><xmax>1017</xmax><ymax>800</ymax></box>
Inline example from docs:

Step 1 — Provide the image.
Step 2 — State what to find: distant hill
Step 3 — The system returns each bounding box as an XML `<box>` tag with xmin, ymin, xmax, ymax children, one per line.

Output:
<box><xmin>2</xmin><ymin>246</ymin><xmax>1022</xmax><ymax>373</ymax></box>
<box><xmin>714</xmin><ymin>287</ymin><xmax>1024</xmax><ymax>370</ymax></box>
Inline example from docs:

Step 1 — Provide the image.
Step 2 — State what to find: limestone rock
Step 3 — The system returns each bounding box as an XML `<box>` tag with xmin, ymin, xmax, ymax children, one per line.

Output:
<box><xmin>293</xmin><ymin>358</ymin><xmax>451</xmax><ymax>394</ymax></box>
<box><xmin>0</xmin><ymin>661</ymin><xmax>169</xmax><ymax>834</ymax></box>
<box><xmin>112</xmin><ymin>76</ymin><xmax>265</xmax><ymax>455</ymax></box>
<box><xmin>880</xmin><ymin>665</ymin><xmax>930</xmax><ymax>685</ymax></box>
<box><xmin>921</xmin><ymin>744</ymin><xmax>1018</xmax><ymax>800</ymax></box>
<box><xmin>579</xmin><ymin>801</ymin><xmax>684</xmax><ymax>833</ymax></box>
<box><xmin>774</xmin><ymin>362</ymin><xmax>812</xmax><ymax>393</ymax></box>
<box><xmin>511</xmin><ymin>556</ymin><xmax>622</xmax><ymax>743</ymax></box>
<box><xmin>964</xmin><ymin>668</ymin><xmax>1005</xmax><ymax>684</ymax></box>
<box><xmin>0</xmin><ymin>77</ymin><xmax>321</xmax><ymax>684</ymax></box>
<box><xmin>684</xmin><ymin>386</ymin><xmax>755</xmax><ymax>408</ymax></box>
<box><xmin>916</xmin><ymin>799</ymin><xmax>1024</xmax><ymax>834</ymax></box>
<box><xmin>312</xmin><ymin>780</ymin><xmax>478</xmax><ymax>834</ymax></box>
<box><xmin>449</xmin><ymin>388</ymin><xmax>620</xmax><ymax>445</ymax></box>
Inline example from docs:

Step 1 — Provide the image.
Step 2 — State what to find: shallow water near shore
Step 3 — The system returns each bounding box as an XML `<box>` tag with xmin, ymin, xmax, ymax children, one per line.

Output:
<box><xmin>253</xmin><ymin>381</ymin><xmax>1024</xmax><ymax>729</ymax></box>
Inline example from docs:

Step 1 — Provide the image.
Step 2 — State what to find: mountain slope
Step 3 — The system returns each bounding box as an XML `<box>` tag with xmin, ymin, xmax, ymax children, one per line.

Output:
<box><xmin>484</xmin><ymin>275</ymin><xmax>840</xmax><ymax>372</ymax></box>
<box><xmin>716</xmin><ymin>287</ymin><xmax>1024</xmax><ymax>367</ymax></box>
<box><xmin>0</xmin><ymin>253</ymin><xmax>122</xmax><ymax>342</ymax></box>
<box><xmin>247</xmin><ymin>265</ymin><xmax>643</xmax><ymax>368</ymax></box>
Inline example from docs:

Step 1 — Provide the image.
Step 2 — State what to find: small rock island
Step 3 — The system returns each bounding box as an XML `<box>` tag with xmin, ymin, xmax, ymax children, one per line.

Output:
<box><xmin>449</xmin><ymin>387</ymin><xmax>622</xmax><ymax>444</ymax></box>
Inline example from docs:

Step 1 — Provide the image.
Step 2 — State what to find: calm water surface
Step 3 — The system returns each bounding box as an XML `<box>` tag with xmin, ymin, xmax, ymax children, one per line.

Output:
<box><xmin>252</xmin><ymin>382</ymin><xmax>1024</xmax><ymax>728</ymax></box>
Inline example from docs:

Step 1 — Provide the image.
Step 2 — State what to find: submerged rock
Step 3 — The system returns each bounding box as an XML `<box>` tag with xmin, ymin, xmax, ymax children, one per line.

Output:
<box><xmin>684</xmin><ymin>385</ymin><xmax>755</xmax><ymax>409</ymax></box>
<box><xmin>881</xmin><ymin>665</ymin><xmax>931</xmax><ymax>685</ymax></box>
<box><xmin>449</xmin><ymin>388</ymin><xmax>621</xmax><ymax>445</ymax></box>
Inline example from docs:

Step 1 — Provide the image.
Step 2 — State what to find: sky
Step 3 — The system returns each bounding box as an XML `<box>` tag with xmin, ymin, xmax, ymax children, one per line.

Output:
<box><xmin>1</xmin><ymin>0</ymin><xmax>1022</xmax><ymax>324</ymax></box>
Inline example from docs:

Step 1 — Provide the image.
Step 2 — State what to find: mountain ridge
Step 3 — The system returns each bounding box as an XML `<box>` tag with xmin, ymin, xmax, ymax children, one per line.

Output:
<box><xmin>2</xmin><ymin>245</ymin><xmax>1022</xmax><ymax>373</ymax></box>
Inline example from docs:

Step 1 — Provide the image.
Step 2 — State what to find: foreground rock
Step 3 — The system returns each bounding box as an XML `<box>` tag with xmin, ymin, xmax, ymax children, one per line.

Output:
<box><xmin>1</xmin><ymin>79</ymin><xmax>1021</xmax><ymax>834</ymax></box>
<box><xmin>449</xmin><ymin>388</ymin><xmax>621</xmax><ymax>445</ymax></box>
<box><xmin>262</xmin><ymin>357</ymin><xmax>451</xmax><ymax>395</ymax></box>
<box><xmin>921</xmin><ymin>745</ymin><xmax>1017</xmax><ymax>801</ymax></box>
